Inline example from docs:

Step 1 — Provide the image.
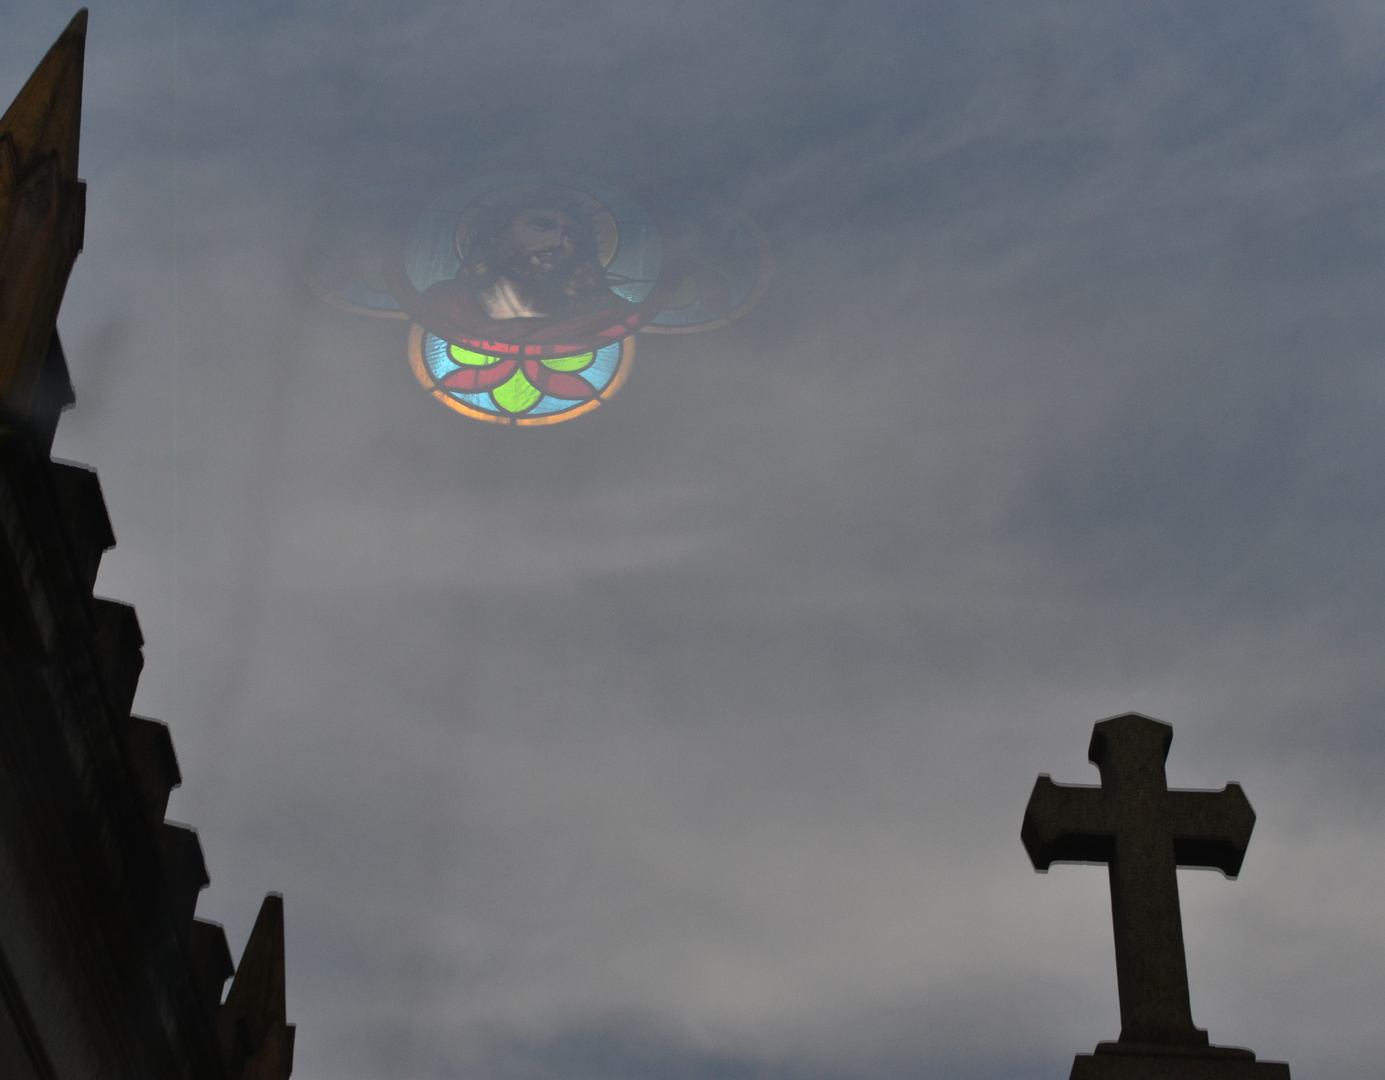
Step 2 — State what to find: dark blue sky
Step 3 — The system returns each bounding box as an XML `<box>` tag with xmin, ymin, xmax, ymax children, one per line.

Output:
<box><xmin>5</xmin><ymin>1</ymin><xmax>1385</xmax><ymax>1077</ymax></box>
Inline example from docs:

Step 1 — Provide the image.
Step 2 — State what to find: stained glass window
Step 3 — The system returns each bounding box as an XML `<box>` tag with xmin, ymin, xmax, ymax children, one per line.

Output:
<box><xmin>409</xmin><ymin>327</ymin><xmax>634</xmax><ymax>426</ymax></box>
<box><xmin>305</xmin><ymin>172</ymin><xmax>770</xmax><ymax>427</ymax></box>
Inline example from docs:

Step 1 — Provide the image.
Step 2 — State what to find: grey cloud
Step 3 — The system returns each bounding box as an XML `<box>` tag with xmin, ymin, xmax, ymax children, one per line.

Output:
<box><xmin>12</xmin><ymin>0</ymin><xmax>1385</xmax><ymax>1077</ymax></box>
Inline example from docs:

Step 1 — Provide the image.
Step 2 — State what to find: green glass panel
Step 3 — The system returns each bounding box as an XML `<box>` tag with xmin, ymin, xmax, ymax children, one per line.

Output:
<box><xmin>492</xmin><ymin>368</ymin><xmax>542</xmax><ymax>413</ymax></box>
<box><xmin>541</xmin><ymin>352</ymin><xmax>594</xmax><ymax>372</ymax></box>
<box><xmin>450</xmin><ymin>343</ymin><xmax>503</xmax><ymax>366</ymax></box>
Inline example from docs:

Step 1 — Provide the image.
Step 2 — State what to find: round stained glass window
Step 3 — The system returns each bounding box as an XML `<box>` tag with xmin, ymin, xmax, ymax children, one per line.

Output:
<box><xmin>409</xmin><ymin>325</ymin><xmax>634</xmax><ymax>426</ymax></box>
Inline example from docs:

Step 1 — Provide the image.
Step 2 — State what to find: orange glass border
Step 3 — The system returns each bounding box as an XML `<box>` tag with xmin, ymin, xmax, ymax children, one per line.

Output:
<box><xmin>408</xmin><ymin>324</ymin><xmax>635</xmax><ymax>426</ymax></box>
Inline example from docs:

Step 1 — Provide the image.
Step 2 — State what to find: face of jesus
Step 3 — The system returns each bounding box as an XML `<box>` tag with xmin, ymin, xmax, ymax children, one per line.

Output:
<box><xmin>506</xmin><ymin>207</ymin><xmax>581</xmax><ymax>281</ymax></box>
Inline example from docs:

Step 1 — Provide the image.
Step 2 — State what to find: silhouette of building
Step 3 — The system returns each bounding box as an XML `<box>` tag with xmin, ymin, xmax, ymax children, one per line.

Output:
<box><xmin>0</xmin><ymin>12</ymin><xmax>294</xmax><ymax>1079</ymax></box>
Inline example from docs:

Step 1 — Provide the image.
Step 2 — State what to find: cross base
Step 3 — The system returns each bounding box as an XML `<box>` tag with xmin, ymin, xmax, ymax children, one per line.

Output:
<box><xmin>1070</xmin><ymin>1042</ymin><xmax>1290</xmax><ymax>1080</ymax></box>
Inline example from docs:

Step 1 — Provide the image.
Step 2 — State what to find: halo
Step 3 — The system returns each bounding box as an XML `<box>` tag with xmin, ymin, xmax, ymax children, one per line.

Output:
<box><xmin>388</xmin><ymin>171</ymin><xmax>681</xmax><ymax>360</ymax></box>
<box><xmin>451</xmin><ymin>184</ymin><xmax>620</xmax><ymax>268</ymax></box>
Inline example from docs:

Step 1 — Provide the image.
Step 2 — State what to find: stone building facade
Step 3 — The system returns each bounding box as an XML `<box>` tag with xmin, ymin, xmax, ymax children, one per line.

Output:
<box><xmin>0</xmin><ymin>12</ymin><xmax>294</xmax><ymax>1079</ymax></box>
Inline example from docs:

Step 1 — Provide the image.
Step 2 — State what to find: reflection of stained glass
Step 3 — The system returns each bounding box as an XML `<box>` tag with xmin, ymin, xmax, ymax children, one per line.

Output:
<box><xmin>386</xmin><ymin>172</ymin><xmax>681</xmax><ymax>358</ymax></box>
<box><xmin>644</xmin><ymin>195</ymin><xmax>773</xmax><ymax>334</ymax></box>
<box><xmin>306</xmin><ymin>172</ymin><xmax>770</xmax><ymax>428</ymax></box>
<box><xmin>400</xmin><ymin>172</ymin><xmax>664</xmax><ymax>302</ymax></box>
<box><xmin>410</xmin><ymin>326</ymin><xmax>633</xmax><ymax>426</ymax></box>
<box><xmin>301</xmin><ymin>185</ymin><xmax>412</xmax><ymax>318</ymax></box>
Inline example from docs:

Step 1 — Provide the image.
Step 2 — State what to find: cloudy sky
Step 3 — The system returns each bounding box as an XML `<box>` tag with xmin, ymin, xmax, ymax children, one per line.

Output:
<box><xmin>6</xmin><ymin>1</ymin><xmax>1385</xmax><ymax>1076</ymax></box>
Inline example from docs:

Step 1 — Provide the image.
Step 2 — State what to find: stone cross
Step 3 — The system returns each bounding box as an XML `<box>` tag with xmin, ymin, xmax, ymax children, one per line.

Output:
<box><xmin>1021</xmin><ymin>713</ymin><xmax>1255</xmax><ymax>1047</ymax></box>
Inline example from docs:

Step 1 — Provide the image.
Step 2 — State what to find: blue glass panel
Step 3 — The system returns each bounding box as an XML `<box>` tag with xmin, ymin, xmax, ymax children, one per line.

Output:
<box><xmin>447</xmin><ymin>390</ymin><xmax>498</xmax><ymax>413</ymax></box>
<box><xmin>423</xmin><ymin>333</ymin><xmax>459</xmax><ymax>380</ymax></box>
<box><xmin>405</xmin><ymin>208</ymin><xmax>463</xmax><ymax>293</ymax></box>
<box><xmin>526</xmin><ymin>395</ymin><xmax>578</xmax><ymax>417</ymax></box>
<box><xmin>582</xmin><ymin>342</ymin><xmax>622</xmax><ymax>393</ymax></box>
<box><xmin>604</xmin><ymin>221</ymin><xmax>661</xmax><ymax>303</ymax></box>
<box><xmin>652</xmin><ymin>301</ymin><xmax>716</xmax><ymax>327</ymax></box>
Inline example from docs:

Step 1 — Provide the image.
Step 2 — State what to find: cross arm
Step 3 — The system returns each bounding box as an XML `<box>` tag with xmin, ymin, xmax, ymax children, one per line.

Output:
<box><xmin>1021</xmin><ymin>775</ymin><xmax>1111</xmax><ymax>871</ymax></box>
<box><xmin>1166</xmin><ymin>783</ymin><xmax>1256</xmax><ymax>877</ymax></box>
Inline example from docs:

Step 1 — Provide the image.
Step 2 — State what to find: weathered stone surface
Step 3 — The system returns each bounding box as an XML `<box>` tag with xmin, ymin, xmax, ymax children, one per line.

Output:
<box><xmin>0</xmin><ymin>11</ymin><xmax>85</xmax><ymax>439</ymax></box>
<box><xmin>188</xmin><ymin>919</ymin><xmax>235</xmax><ymax>1016</ymax></box>
<box><xmin>122</xmin><ymin>715</ymin><xmax>181</xmax><ymax>825</ymax></box>
<box><xmin>157</xmin><ymin>823</ymin><xmax>210</xmax><ymax>931</ymax></box>
<box><xmin>1070</xmin><ymin>1042</ymin><xmax>1290</xmax><ymax>1079</ymax></box>
<box><xmin>0</xmin><ymin>14</ymin><xmax>294</xmax><ymax>1079</ymax></box>
<box><xmin>91</xmin><ymin>597</ymin><xmax>143</xmax><ymax>719</ymax></box>
<box><xmin>219</xmin><ymin>895</ymin><xmax>296</xmax><ymax>1080</ymax></box>
<box><xmin>1023</xmin><ymin>714</ymin><xmax>1289</xmax><ymax>1078</ymax></box>
<box><xmin>47</xmin><ymin>461</ymin><xmax>112</xmax><ymax>592</ymax></box>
